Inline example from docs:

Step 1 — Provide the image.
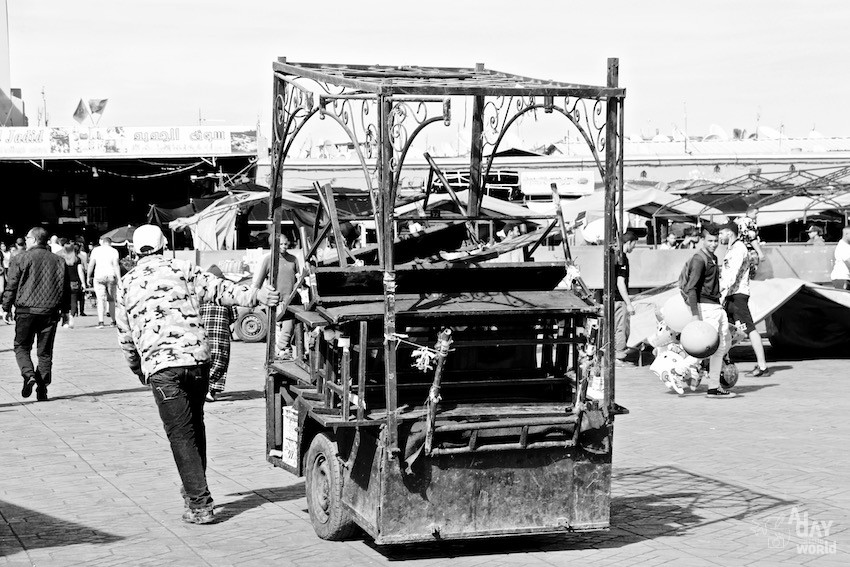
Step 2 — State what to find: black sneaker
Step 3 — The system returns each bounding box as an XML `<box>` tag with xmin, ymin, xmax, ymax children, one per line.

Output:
<box><xmin>21</xmin><ymin>376</ymin><xmax>37</xmax><ymax>398</ymax></box>
<box><xmin>706</xmin><ymin>388</ymin><xmax>737</xmax><ymax>399</ymax></box>
<box><xmin>747</xmin><ymin>366</ymin><xmax>769</xmax><ymax>377</ymax></box>
<box><xmin>36</xmin><ymin>388</ymin><xmax>48</xmax><ymax>402</ymax></box>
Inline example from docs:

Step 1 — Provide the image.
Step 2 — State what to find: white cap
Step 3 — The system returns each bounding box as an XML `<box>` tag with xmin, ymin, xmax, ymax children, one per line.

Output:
<box><xmin>133</xmin><ymin>224</ymin><xmax>167</xmax><ymax>255</ymax></box>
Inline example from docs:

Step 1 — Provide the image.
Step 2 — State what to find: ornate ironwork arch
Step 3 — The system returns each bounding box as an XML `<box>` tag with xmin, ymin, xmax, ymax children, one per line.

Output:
<box><xmin>480</xmin><ymin>96</ymin><xmax>609</xmax><ymax>196</ymax></box>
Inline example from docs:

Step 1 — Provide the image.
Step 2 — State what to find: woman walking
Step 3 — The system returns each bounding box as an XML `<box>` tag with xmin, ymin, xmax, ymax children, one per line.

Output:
<box><xmin>60</xmin><ymin>241</ymin><xmax>86</xmax><ymax>328</ymax></box>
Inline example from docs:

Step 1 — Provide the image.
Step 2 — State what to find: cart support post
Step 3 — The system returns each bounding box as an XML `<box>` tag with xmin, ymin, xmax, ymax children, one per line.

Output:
<box><xmin>468</xmin><ymin>68</ymin><xmax>485</xmax><ymax>217</ymax></box>
<box><xmin>379</xmin><ymin>93</ymin><xmax>400</xmax><ymax>454</ymax></box>
<box><xmin>603</xmin><ymin>58</ymin><xmax>620</xmax><ymax>416</ymax></box>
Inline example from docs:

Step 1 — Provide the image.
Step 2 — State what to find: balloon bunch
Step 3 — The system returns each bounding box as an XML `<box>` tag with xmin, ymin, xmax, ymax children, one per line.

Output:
<box><xmin>646</xmin><ymin>295</ymin><xmax>740</xmax><ymax>395</ymax></box>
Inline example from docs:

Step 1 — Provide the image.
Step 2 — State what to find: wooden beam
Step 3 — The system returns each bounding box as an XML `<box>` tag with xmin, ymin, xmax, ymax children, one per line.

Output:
<box><xmin>468</xmin><ymin>69</ymin><xmax>485</xmax><ymax>217</ymax></box>
<box><xmin>314</xmin><ymin>182</ymin><xmax>349</xmax><ymax>267</ymax></box>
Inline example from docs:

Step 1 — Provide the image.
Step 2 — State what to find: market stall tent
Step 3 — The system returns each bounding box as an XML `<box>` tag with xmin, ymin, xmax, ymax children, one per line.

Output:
<box><xmin>754</xmin><ymin>193</ymin><xmax>850</xmax><ymax>227</ymax></box>
<box><xmin>560</xmin><ymin>185</ymin><xmax>727</xmax><ymax>226</ymax></box>
<box><xmin>168</xmin><ymin>191</ymin><xmax>317</xmax><ymax>250</ymax></box>
<box><xmin>628</xmin><ymin>278</ymin><xmax>850</xmax><ymax>350</ymax></box>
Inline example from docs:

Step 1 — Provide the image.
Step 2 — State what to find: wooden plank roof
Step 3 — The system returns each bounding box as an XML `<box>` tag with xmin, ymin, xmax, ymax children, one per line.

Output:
<box><xmin>273</xmin><ymin>59</ymin><xmax>624</xmax><ymax>98</ymax></box>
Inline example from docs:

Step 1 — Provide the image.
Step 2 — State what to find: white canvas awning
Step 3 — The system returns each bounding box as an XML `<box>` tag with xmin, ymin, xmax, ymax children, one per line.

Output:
<box><xmin>559</xmin><ymin>186</ymin><xmax>727</xmax><ymax>225</ymax></box>
<box><xmin>755</xmin><ymin>194</ymin><xmax>850</xmax><ymax>227</ymax></box>
<box><xmin>168</xmin><ymin>191</ymin><xmax>317</xmax><ymax>250</ymax></box>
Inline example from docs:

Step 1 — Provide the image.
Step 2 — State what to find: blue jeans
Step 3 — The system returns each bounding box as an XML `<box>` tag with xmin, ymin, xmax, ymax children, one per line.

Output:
<box><xmin>149</xmin><ymin>365</ymin><xmax>213</xmax><ymax>510</ymax></box>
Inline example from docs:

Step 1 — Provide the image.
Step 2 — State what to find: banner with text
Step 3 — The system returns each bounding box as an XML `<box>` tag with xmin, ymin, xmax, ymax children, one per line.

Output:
<box><xmin>520</xmin><ymin>169</ymin><xmax>597</xmax><ymax>197</ymax></box>
<box><xmin>0</xmin><ymin>126</ymin><xmax>257</xmax><ymax>158</ymax></box>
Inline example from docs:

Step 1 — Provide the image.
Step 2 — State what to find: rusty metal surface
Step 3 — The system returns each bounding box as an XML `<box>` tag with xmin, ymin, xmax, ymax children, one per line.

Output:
<box><xmin>357</xmin><ymin>441</ymin><xmax>611</xmax><ymax>544</ymax></box>
<box><xmin>341</xmin><ymin>428</ymin><xmax>383</xmax><ymax>537</ymax></box>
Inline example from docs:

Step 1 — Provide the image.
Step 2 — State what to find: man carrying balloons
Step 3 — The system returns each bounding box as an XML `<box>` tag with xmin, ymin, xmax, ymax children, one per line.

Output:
<box><xmin>679</xmin><ymin>226</ymin><xmax>735</xmax><ymax>398</ymax></box>
<box><xmin>719</xmin><ymin>222</ymin><xmax>769</xmax><ymax>377</ymax></box>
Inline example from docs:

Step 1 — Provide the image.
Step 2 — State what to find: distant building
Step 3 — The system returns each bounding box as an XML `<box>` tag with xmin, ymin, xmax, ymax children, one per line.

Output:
<box><xmin>1</xmin><ymin>0</ymin><xmax>27</xmax><ymax>126</ymax></box>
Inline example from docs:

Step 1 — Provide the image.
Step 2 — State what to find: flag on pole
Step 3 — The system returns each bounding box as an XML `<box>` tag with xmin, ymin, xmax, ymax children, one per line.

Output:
<box><xmin>88</xmin><ymin>98</ymin><xmax>108</xmax><ymax>116</ymax></box>
<box><xmin>73</xmin><ymin>99</ymin><xmax>91</xmax><ymax>124</ymax></box>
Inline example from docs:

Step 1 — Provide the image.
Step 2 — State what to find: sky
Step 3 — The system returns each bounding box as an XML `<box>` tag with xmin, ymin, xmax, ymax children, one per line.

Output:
<box><xmin>7</xmin><ymin>0</ymin><xmax>850</xmax><ymax>143</ymax></box>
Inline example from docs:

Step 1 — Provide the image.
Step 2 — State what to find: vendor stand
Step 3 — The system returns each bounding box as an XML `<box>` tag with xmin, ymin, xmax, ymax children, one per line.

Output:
<box><xmin>263</xmin><ymin>58</ymin><xmax>627</xmax><ymax>543</ymax></box>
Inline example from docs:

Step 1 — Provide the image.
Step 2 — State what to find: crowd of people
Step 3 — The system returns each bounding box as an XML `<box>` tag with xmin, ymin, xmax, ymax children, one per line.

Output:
<box><xmin>3</xmin><ymin>214</ymin><xmax>849</xmax><ymax>526</ymax></box>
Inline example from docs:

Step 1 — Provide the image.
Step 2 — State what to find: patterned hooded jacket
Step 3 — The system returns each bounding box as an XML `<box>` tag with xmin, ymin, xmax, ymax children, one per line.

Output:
<box><xmin>116</xmin><ymin>255</ymin><xmax>260</xmax><ymax>379</ymax></box>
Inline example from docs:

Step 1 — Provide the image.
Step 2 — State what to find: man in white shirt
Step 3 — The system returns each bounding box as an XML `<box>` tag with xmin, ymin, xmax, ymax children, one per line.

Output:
<box><xmin>87</xmin><ymin>236</ymin><xmax>122</xmax><ymax>328</ymax></box>
<box><xmin>658</xmin><ymin>233</ymin><xmax>679</xmax><ymax>250</ymax></box>
<box><xmin>830</xmin><ymin>226</ymin><xmax>850</xmax><ymax>290</ymax></box>
<box><xmin>48</xmin><ymin>235</ymin><xmax>63</xmax><ymax>254</ymax></box>
<box><xmin>720</xmin><ymin>222</ymin><xmax>768</xmax><ymax>377</ymax></box>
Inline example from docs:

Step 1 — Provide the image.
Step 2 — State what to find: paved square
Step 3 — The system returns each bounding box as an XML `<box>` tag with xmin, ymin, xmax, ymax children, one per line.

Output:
<box><xmin>0</xmin><ymin>320</ymin><xmax>847</xmax><ymax>566</ymax></box>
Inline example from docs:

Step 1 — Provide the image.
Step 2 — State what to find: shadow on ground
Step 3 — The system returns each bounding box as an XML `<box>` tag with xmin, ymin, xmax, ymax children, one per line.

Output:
<box><xmin>366</xmin><ymin>466</ymin><xmax>796</xmax><ymax>561</ymax></box>
<box><xmin>731</xmin><ymin>344</ymin><xmax>850</xmax><ymax>361</ymax></box>
<box><xmin>0</xmin><ymin>386</ymin><xmax>150</xmax><ymax>409</ymax></box>
<box><xmin>0</xmin><ymin>500</ymin><xmax>122</xmax><ymax>557</ymax></box>
<box><xmin>216</xmin><ymin>482</ymin><xmax>306</xmax><ymax>522</ymax></box>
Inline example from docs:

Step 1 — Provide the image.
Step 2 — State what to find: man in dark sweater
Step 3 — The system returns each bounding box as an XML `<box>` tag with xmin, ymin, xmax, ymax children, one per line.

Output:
<box><xmin>680</xmin><ymin>226</ymin><xmax>734</xmax><ymax>398</ymax></box>
<box><xmin>2</xmin><ymin>227</ymin><xmax>70</xmax><ymax>401</ymax></box>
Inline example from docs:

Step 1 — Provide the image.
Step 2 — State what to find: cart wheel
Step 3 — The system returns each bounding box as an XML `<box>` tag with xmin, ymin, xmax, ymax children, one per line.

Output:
<box><xmin>304</xmin><ymin>433</ymin><xmax>356</xmax><ymax>540</ymax></box>
<box><xmin>234</xmin><ymin>311</ymin><xmax>267</xmax><ymax>343</ymax></box>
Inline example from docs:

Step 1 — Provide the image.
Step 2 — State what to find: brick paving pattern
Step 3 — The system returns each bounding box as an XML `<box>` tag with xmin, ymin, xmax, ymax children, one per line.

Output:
<box><xmin>0</xmin><ymin>319</ymin><xmax>847</xmax><ymax>566</ymax></box>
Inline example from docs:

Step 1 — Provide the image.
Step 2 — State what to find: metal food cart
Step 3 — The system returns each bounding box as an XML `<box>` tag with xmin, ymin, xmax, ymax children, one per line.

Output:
<box><xmin>263</xmin><ymin>58</ymin><xmax>627</xmax><ymax>544</ymax></box>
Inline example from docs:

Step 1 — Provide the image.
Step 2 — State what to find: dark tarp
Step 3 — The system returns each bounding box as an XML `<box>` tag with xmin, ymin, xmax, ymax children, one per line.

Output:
<box><xmin>629</xmin><ymin>278</ymin><xmax>850</xmax><ymax>351</ymax></box>
<box><xmin>148</xmin><ymin>204</ymin><xmax>196</xmax><ymax>227</ymax></box>
<box><xmin>147</xmin><ymin>198</ymin><xmax>221</xmax><ymax>229</ymax></box>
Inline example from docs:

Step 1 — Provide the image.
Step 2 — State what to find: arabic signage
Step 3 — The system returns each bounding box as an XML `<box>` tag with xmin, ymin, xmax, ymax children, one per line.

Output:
<box><xmin>520</xmin><ymin>169</ymin><xmax>596</xmax><ymax>196</ymax></box>
<box><xmin>0</xmin><ymin>126</ymin><xmax>257</xmax><ymax>158</ymax></box>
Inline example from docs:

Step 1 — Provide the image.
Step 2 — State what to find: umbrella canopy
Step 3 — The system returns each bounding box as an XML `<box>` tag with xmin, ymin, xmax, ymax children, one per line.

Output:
<box><xmin>101</xmin><ymin>225</ymin><xmax>136</xmax><ymax>246</ymax></box>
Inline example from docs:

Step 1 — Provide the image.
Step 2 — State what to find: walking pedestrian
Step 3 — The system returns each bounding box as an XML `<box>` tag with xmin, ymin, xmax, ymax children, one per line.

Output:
<box><xmin>830</xmin><ymin>226</ymin><xmax>850</xmax><ymax>290</ymax></box>
<box><xmin>2</xmin><ymin>227</ymin><xmax>70</xmax><ymax>401</ymax></box>
<box><xmin>734</xmin><ymin>207</ymin><xmax>765</xmax><ymax>279</ymax></box>
<box><xmin>680</xmin><ymin>225</ymin><xmax>734</xmax><ymax>398</ymax></box>
<box><xmin>115</xmin><ymin>225</ymin><xmax>280</xmax><ymax>525</ymax></box>
<box><xmin>48</xmin><ymin>235</ymin><xmax>63</xmax><ymax>254</ymax></box>
<box><xmin>87</xmin><ymin>235</ymin><xmax>121</xmax><ymax>328</ymax></box>
<box><xmin>614</xmin><ymin>231</ymin><xmax>638</xmax><ymax>362</ymax></box>
<box><xmin>59</xmin><ymin>241</ymin><xmax>86</xmax><ymax>329</ymax></box>
<box><xmin>719</xmin><ymin>222</ymin><xmax>768</xmax><ymax>376</ymax></box>
<box><xmin>11</xmin><ymin>237</ymin><xmax>26</xmax><ymax>258</ymax></box>
<box><xmin>74</xmin><ymin>239</ymin><xmax>89</xmax><ymax>316</ymax></box>
<box><xmin>199</xmin><ymin>265</ymin><xmax>237</xmax><ymax>402</ymax></box>
<box><xmin>0</xmin><ymin>242</ymin><xmax>8</xmax><ymax>297</ymax></box>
